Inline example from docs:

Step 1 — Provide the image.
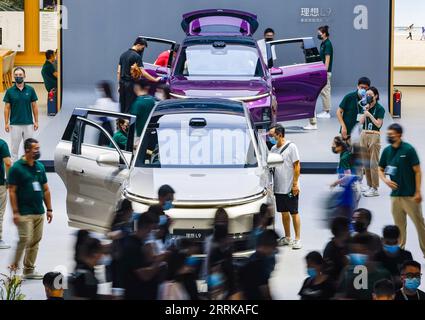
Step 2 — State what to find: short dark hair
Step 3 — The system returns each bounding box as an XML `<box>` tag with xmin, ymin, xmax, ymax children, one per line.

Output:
<box><xmin>134</xmin><ymin>37</ymin><xmax>148</xmax><ymax>47</ymax></box>
<box><xmin>158</xmin><ymin>185</ymin><xmax>175</xmax><ymax>198</ymax></box>
<box><xmin>333</xmin><ymin>136</ymin><xmax>349</xmax><ymax>151</ymax></box>
<box><xmin>148</xmin><ymin>204</ymin><xmax>164</xmax><ymax>221</ymax></box>
<box><xmin>373</xmin><ymin>279</ymin><xmax>395</xmax><ymax>296</ymax></box>
<box><xmin>400</xmin><ymin>260</ymin><xmax>421</xmax><ymax>273</ymax></box>
<box><xmin>257</xmin><ymin>230</ymin><xmax>278</xmax><ymax>247</ymax></box>
<box><xmin>45</xmin><ymin>50</ymin><xmax>55</xmax><ymax>60</ymax></box>
<box><xmin>368</xmin><ymin>86</ymin><xmax>380</xmax><ymax>102</ymax></box>
<box><xmin>43</xmin><ymin>272</ymin><xmax>64</xmax><ymax>291</ymax></box>
<box><xmin>350</xmin><ymin>233</ymin><xmax>374</xmax><ymax>248</ymax></box>
<box><xmin>388</xmin><ymin>123</ymin><xmax>403</xmax><ymax>135</ymax></box>
<box><xmin>306</xmin><ymin>251</ymin><xmax>324</xmax><ymax>265</ymax></box>
<box><xmin>80</xmin><ymin>237</ymin><xmax>102</xmax><ymax>258</ymax></box>
<box><xmin>264</xmin><ymin>28</ymin><xmax>275</xmax><ymax>35</ymax></box>
<box><xmin>24</xmin><ymin>138</ymin><xmax>39</xmax><ymax>153</ymax></box>
<box><xmin>358</xmin><ymin>77</ymin><xmax>371</xmax><ymax>87</ymax></box>
<box><xmin>354</xmin><ymin>208</ymin><xmax>372</xmax><ymax>224</ymax></box>
<box><xmin>274</xmin><ymin>125</ymin><xmax>285</xmax><ymax>137</ymax></box>
<box><xmin>259</xmin><ymin>203</ymin><xmax>269</xmax><ymax>218</ymax></box>
<box><xmin>383</xmin><ymin>225</ymin><xmax>400</xmax><ymax>240</ymax></box>
<box><xmin>13</xmin><ymin>67</ymin><xmax>26</xmax><ymax>75</ymax></box>
<box><xmin>331</xmin><ymin>216</ymin><xmax>350</xmax><ymax>237</ymax></box>
<box><xmin>318</xmin><ymin>25</ymin><xmax>329</xmax><ymax>36</ymax></box>
<box><xmin>136</xmin><ymin>211</ymin><xmax>158</xmax><ymax>230</ymax></box>
<box><xmin>96</xmin><ymin>81</ymin><xmax>115</xmax><ymax>102</ymax></box>
<box><xmin>134</xmin><ymin>78</ymin><xmax>151</xmax><ymax>89</ymax></box>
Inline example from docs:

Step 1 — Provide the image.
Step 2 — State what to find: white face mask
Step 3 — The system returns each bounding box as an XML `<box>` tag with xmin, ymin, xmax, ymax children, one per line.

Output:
<box><xmin>155</xmin><ymin>92</ymin><xmax>165</xmax><ymax>101</ymax></box>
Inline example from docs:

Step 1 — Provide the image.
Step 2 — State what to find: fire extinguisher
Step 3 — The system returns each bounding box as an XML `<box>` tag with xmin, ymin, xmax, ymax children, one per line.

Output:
<box><xmin>393</xmin><ymin>88</ymin><xmax>402</xmax><ymax>118</ymax></box>
<box><xmin>48</xmin><ymin>89</ymin><xmax>55</xmax><ymax>101</ymax></box>
<box><xmin>394</xmin><ymin>90</ymin><xmax>402</xmax><ymax>103</ymax></box>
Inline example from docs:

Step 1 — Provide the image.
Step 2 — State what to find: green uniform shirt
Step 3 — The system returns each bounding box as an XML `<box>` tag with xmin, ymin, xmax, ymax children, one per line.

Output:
<box><xmin>130</xmin><ymin>95</ymin><xmax>156</xmax><ymax>136</ymax></box>
<box><xmin>339</xmin><ymin>91</ymin><xmax>361</xmax><ymax>136</ymax></box>
<box><xmin>339</xmin><ymin>151</ymin><xmax>353</xmax><ymax>172</ymax></box>
<box><xmin>41</xmin><ymin>60</ymin><xmax>57</xmax><ymax>92</ymax></box>
<box><xmin>110</xmin><ymin>130</ymin><xmax>128</xmax><ymax>150</ymax></box>
<box><xmin>0</xmin><ymin>139</ymin><xmax>11</xmax><ymax>186</ymax></box>
<box><xmin>320</xmin><ymin>38</ymin><xmax>334</xmax><ymax>72</ymax></box>
<box><xmin>7</xmin><ymin>159</ymin><xmax>48</xmax><ymax>215</ymax></box>
<box><xmin>379</xmin><ymin>142</ymin><xmax>420</xmax><ymax>197</ymax></box>
<box><xmin>3</xmin><ymin>84</ymin><xmax>38</xmax><ymax>125</ymax></box>
<box><xmin>363</xmin><ymin>103</ymin><xmax>385</xmax><ymax>131</ymax></box>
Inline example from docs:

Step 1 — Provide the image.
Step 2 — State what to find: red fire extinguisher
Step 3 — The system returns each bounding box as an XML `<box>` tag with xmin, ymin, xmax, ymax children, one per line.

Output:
<box><xmin>393</xmin><ymin>88</ymin><xmax>402</xmax><ymax>118</ymax></box>
<box><xmin>394</xmin><ymin>90</ymin><xmax>402</xmax><ymax>103</ymax></box>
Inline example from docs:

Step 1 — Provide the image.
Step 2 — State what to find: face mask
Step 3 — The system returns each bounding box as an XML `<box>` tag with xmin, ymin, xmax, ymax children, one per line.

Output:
<box><xmin>33</xmin><ymin>151</ymin><xmax>41</xmax><ymax>161</ymax></box>
<box><xmin>15</xmin><ymin>77</ymin><xmax>24</xmax><ymax>84</ymax></box>
<box><xmin>208</xmin><ymin>273</ymin><xmax>224</xmax><ymax>289</ymax></box>
<box><xmin>383</xmin><ymin>244</ymin><xmax>400</xmax><ymax>254</ymax></box>
<box><xmin>185</xmin><ymin>256</ymin><xmax>200</xmax><ymax>268</ymax></box>
<box><xmin>317</xmin><ymin>35</ymin><xmax>323</xmax><ymax>41</ymax></box>
<box><xmin>405</xmin><ymin>278</ymin><xmax>421</xmax><ymax>291</ymax></box>
<box><xmin>332</xmin><ymin>146</ymin><xmax>338</xmax><ymax>154</ymax></box>
<box><xmin>353</xmin><ymin>221</ymin><xmax>367</xmax><ymax>233</ymax></box>
<box><xmin>265</xmin><ymin>37</ymin><xmax>274</xmax><ymax>42</ymax></box>
<box><xmin>349</xmin><ymin>253</ymin><xmax>368</xmax><ymax>266</ymax></box>
<box><xmin>155</xmin><ymin>92</ymin><xmax>165</xmax><ymax>101</ymax></box>
<box><xmin>269</xmin><ymin>137</ymin><xmax>277</xmax><ymax>145</ymax></box>
<box><xmin>358</xmin><ymin>88</ymin><xmax>367</xmax><ymax>98</ymax></box>
<box><xmin>158</xmin><ymin>214</ymin><xmax>168</xmax><ymax>226</ymax></box>
<box><xmin>307</xmin><ymin>268</ymin><xmax>317</xmax><ymax>278</ymax></box>
<box><xmin>387</xmin><ymin>136</ymin><xmax>397</xmax><ymax>145</ymax></box>
<box><xmin>366</xmin><ymin>96</ymin><xmax>374</xmax><ymax>104</ymax></box>
<box><xmin>163</xmin><ymin>200</ymin><xmax>173</xmax><ymax>211</ymax></box>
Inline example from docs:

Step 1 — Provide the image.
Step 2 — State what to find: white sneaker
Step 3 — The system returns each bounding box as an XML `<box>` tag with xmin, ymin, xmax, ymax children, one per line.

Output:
<box><xmin>303</xmin><ymin>123</ymin><xmax>318</xmax><ymax>130</ymax></box>
<box><xmin>363</xmin><ymin>188</ymin><xmax>379</xmax><ymax>197</ymax></box>
<box><xmin>292</xmin><ymin>240</ymin><xmax>303</xmax><ymax>250</ymax></box>
<box><xmin>316</xmin><ymin>112</ymin><xmax>331</xmax><ymax>119</ymax></box>
<box><xmin>0</xmin><ymin>240</ymin><xmax>11</xmax><ymax>249</ymax></box>
<box><xmin>278</xmin><ymin>237</ymin><xmax>293</xmax><ymax>246</ymax></box>
<box><xmin>360</xmin><ymin>185</ymin><xmax>371</xmax><ymax>193</ymax></box>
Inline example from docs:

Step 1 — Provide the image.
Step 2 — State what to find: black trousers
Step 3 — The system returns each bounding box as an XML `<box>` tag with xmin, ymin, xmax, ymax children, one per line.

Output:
<box><xmin>119</xmin><ymin>80</ymin><xmax>136</xmax><ymax>114</ymax></box>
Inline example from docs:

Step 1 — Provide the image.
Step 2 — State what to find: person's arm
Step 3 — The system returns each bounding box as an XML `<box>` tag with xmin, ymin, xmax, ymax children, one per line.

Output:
<box><xmin>53</xmin><ymin>71</ymin><xmax>58</xmax><ymax>78</ymax></box>
<box><xmin>3</xmin><ymin>157</ymin><xmax>11</xmax><ymax>178</ymax></box>
<box><xmin>325</xmin><ymin>55</ymin><xmax>331</xmax><ymax>72</ymax></box>
<box><xmin>117</xmin><ymin>65</ymin><xmax>121</xmax><ymax>84</ymax></box>
<box><xmin>331</xmin><ymin>169</ymin><xmax>352</xmax><ymax>188</ymax></box>
<box><xmin>336</xmin><ymin>108</ymin><xmax>347</xmax><ymax>139</ymax></box>
<box><xmin>4</xmin><ymin>103</ymin><xmax>10</xmax><ymax>133</ymax></box>
<box><xmin>364</xmin><ymin>109</ymin><xmax>383</xmax><ymax>129</ymax></box>
<box><xmin>8</xmin><ymin>185</ymin><xmax>20</xmax><ymax>225</ymax></box>
<box><xmin>140</xmin><ymin>68</ymin><xmax>161</xmax><ymax>83</ymax></box>
<box><xmin>292</xmin><ymin>160</ymin><xmax>301</xmax><ymax>196</ymax></box>
<box><xmin>379</xmin><ymin>166</ymin><xmax>398</xmax><ymax>190</ymax></box>
<box><xmin>32</xmin><ymin>101</ymin><xmax>39</xmax><ymax>131</ymax></box>
<box><xmin>43</xmin><ymin>183</ymin><xmax>53</xmax><ymax>223</ymax></box>
<box><xmin>413</xmin><ymin>164</ymin><xmax>422</xmax><ymax>203</ymax></box>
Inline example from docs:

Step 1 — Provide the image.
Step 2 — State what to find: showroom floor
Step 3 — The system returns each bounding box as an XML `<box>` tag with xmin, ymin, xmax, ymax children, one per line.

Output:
<box><xmin>0</xmin><ymin>86</ymin><xmax>424</xmax><ymax>300</ymax></box>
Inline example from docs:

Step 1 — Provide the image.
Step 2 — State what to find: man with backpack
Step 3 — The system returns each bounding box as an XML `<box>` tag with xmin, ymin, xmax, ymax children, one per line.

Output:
<box><xmin>269</xmin><ymin>125</ymin><xmax>302</xmax><ymax>249</ymax></box>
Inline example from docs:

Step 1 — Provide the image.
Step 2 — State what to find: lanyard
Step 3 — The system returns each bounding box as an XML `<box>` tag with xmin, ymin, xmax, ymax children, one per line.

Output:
<box><xmin>401</xmin><ymin>288</ymin><xmax>420</xmax><ymax>300</ymax></box>
<box><xmin>363</xmin><ymin>105</ymin><xmax>378</xmax><ymax>130</ymax></box>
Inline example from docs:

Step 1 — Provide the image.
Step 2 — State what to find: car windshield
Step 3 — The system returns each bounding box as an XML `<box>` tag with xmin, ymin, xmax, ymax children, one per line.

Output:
<box><xmin>175</xmin><ymin>43</ymin><xmax>264</xmax><ymax>78</ymax></box>
<box><xmin>135</xmin><ymin>113</ymin><xmax>258</xmax><ymax>168</ymax></box>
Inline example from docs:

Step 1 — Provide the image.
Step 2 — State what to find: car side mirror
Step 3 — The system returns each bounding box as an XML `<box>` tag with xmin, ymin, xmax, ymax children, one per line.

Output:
<box><xmin>96</xmin><ymin>153</ymin><xmax>120</xmax><ymax>167</ymax></box>
<box><xmin>270</xmin><ymin>67</ymin><xmax>283</xmax><ymax>76</ymax></box>
<box><xmin>267</xmin><ymin>153</ymin><xmax>284</xmax><ymax>168</ymax></box>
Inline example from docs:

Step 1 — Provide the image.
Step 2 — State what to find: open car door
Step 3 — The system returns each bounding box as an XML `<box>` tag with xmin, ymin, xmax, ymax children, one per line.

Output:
<box><xmin>267</xmin><ymin>37</ymin><xmax>327</xmax><ymax>122</ymax></box>
<box><xmin>54</xmin><ymin>109</ymin><xmax>136</xmax><ymax>232</ymax></box>
<box><xmin>181</xmin><ymin>9</ymin><xmax>259</xmax><ymax>36</ymax></box>
<box><xmin>140</xmin><ymin>36</ymin><xmax>178</xmax><ymax>78</ymax></box>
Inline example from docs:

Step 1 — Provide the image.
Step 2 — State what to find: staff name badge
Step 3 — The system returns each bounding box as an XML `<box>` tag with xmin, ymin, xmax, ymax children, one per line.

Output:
<box><xmin>356</xmin><ymin>114</ymin><xmax>362</xmax><ymax>122</ymax></box>
<box><xmin>32</xmin><ymin>181</ymin><xmax>42</xmax><ymax>192</ymax></box>
<box><xmin>384</xmin><ymin>165</ymin><xmax>397</xmax><ymax>177</ymax></box>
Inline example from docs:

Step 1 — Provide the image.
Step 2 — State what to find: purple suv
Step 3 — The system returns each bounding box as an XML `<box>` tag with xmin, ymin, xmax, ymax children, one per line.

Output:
<box><xmin>143</xmin><ymin>9</ymin><xmax>327</xmax><ymax>127</ymax></box>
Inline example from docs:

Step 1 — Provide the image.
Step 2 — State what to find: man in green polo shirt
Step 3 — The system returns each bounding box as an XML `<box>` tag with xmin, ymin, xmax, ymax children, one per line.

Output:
<box><xmin>0</xmin><ymin>138</ymin><xmax>12</xmax><ymax>249</ymax></box>
<box><xmin>3</xmin><ymin>67</ymin><xmax>39</xmax><ymax>162</ymax></box>
<box><xmin>130</xmin><ymin>79</ymin><xmax>156</xmax><ymax>138</ymax></box>
<box><xmin>41</xmin><ymin>50</ymin><xmax>57</xmax><ymax>93</ymax></box>
<box><xmin>8</xmin><ymin>138</ymin><xmax>53</xmax><ymax>279</ymax></box>
<box><xmin>379</xmin><ymin>124</ymin><xmax>425</xmax><ymax>258</ymax></box>
<box><xmin>336</xmin><ymin>77</ymin><xmax>371</xmax><ymax>141</ymax></box>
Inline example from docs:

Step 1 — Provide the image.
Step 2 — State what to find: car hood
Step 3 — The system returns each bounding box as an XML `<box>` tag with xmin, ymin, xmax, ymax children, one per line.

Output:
<box><xmin>170</xmin><ymin>78</ymin><xmax>270</xmax><ymax>99</ymax></box>
<box><xmin>126</xmin><ymin>167</ymin><xmax>265</xmax><ymax>201</ymax></box>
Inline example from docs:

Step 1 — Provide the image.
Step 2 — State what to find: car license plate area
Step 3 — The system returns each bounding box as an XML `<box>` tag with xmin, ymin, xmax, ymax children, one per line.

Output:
<box><xmin>172</xmin><ymin>229</ymin><xmax>212</xmax><ymax>240</ymax></box>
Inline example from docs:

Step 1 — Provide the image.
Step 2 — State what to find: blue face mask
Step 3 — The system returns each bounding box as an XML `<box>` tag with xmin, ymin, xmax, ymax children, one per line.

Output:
<box><xmin>405</xmin><ymin>278</ymin><xmax>421</xmax><ymax>291</ymax></box>
<box><xmin>163</xmin><ymin>200</ymin><xmax>173</xmax><ymax>211</ymax></box>
<box><xmin>358</xmin><ymin>88</ymin><xmax>367</xmax><ymax>98</ymax></box>
<box><xmin>269</xmin><ymin>137</ymin><xmax>277</xmax><ymax>145</ymax></box>
<box><xmin>208</xmin><ymin>273</ymin><xmax>224</xmax><ymax>289</ymax></box>
<box><xmin>349</xmin><ymin>253</ymin><xmax>368</xmax><ymax>266</ymax></box>
<box><xmin>383</xmin><ymin>244</ymin><xmax>400</xmax><ymax>254</ymax></box>
<box><xmin>158</xmin><ymin>214</ymin><xmax>168</xmax><ymax>226</ymax></box>
<box><xmin>307</xmin><ymin>268</ymin><xmax>317</xmax><ymax>278</ymax></box>
<box><xmin>185</xmin><ymin>256</ymin><xmax>200</xmax><ymax>268</ymax></box>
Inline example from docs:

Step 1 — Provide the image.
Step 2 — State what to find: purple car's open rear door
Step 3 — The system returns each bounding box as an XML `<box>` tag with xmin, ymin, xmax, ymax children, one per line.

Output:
<box><xmin>181</xmin><ymin>9</ymin><xmax>259</xmax><ymax>36</ymax></box>
<box><xmin>267</xmin><ymin>37</ymin><xmax>327</xmax><ymax>122</ymax></box>
<box><xmin>138</xmin><ymin>36</ymin><xmax>178</xmax><ymax>77</ymax></box>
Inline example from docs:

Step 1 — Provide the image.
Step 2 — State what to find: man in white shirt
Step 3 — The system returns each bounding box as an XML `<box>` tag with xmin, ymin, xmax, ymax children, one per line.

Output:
<box><xmin>257</xmin><ymin>28</ymin><xmax>277</xmax><ymax>65</ymax></box>
<box><xmin>269</xmin><ymin>125</ymin><xmax>302</xmax><ymax>249</ymax></box>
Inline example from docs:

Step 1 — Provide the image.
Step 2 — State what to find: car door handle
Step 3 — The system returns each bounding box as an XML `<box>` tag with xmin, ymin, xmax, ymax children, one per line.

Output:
<box><xmin>72</xmin><ymin>169</ymin><xmax>85</xmax><ymax>175</ymax></box>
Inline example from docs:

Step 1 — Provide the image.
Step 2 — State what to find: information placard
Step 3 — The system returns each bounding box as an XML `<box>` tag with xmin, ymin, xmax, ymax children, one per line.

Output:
<box><xmin>0</xmin><ymin>0</ymin><xmax>25</xmax><ymax>52</ymax></box>
<box><xmin>39</xmin><ymin>0</ymin><xmax>58</xmax><ymax>52</ymax></box>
